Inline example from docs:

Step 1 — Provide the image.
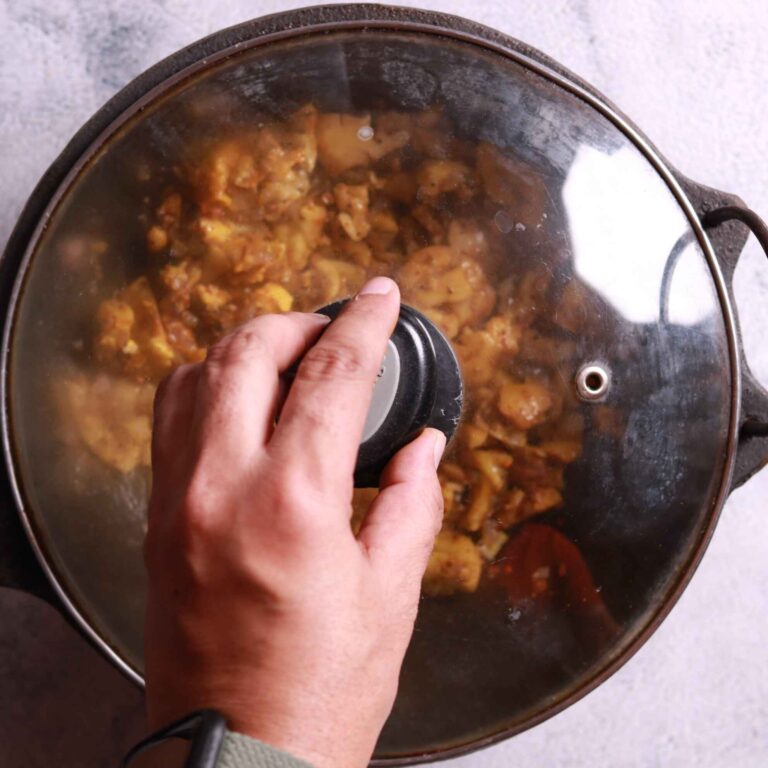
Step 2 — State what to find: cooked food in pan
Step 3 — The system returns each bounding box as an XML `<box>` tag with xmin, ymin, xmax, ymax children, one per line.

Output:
<box><xmin>57</xmin><ymin>105</ymin><xmax>584</xmax><ymax>597</ymax></box>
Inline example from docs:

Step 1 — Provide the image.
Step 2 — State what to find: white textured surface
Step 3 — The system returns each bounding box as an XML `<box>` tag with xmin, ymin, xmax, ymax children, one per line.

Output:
<box><xmin>0</xmin><ymin>2</ymin><xmax>767</xmax><ymax>766</ymax></box>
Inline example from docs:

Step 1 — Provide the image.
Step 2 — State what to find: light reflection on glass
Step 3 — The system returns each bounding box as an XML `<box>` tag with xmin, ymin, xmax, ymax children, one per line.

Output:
<box><xmin>562</xmin><ymin>144</ymin><xmax>714</xmax><ymax>326</ymax></box>
<box><xmin>665</xmin><ymin>239</ymin><xmax>717</xmax><ymax>325</ymax></box>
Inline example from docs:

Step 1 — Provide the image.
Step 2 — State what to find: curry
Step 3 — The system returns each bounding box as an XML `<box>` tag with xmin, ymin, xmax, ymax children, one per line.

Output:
<box><xmin>57</xmin><ymin>105</ymin><xmax>583</xmax><ymax>597</ymax></box>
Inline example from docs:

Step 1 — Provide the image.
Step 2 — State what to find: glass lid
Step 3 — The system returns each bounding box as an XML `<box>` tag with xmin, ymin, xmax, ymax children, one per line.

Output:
<box><xmin>5</xmin><ymin>28</ymin><xmax>733</xmax><ymax>758</ymax></box>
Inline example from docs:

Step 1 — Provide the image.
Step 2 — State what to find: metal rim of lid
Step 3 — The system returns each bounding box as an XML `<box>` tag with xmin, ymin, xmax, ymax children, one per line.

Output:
<box><xmin>0</xmin><ymin>6</ymin><xmax>741</xmax><ymax>761</ymax></box>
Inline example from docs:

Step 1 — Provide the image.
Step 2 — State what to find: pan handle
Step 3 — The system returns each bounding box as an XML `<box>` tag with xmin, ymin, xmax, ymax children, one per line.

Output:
<box><xmin>0</xmin><ymin>463</ymin><xmax>57</xmax><ymax>604</ymax></box>
<box><xmin>703</xmin><ymin>206</ymin><xmax>768</xmax><ymax>488</ymax></box>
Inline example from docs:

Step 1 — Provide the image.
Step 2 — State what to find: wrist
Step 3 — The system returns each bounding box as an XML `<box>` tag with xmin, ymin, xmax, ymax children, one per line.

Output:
<box><xmin>121</xmin><ymin>710</ymin><xmax>226</xmax><ymax>768</ymax></box>
<box><xmin>121</xmin><ymin>710</ymin><xmax>316</xmax><ymax>768</ymax></box>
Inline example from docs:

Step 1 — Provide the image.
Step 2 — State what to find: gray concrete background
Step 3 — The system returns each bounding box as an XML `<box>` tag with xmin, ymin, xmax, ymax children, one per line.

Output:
<box><xmin>1</xmin><ymin>1</ymin><xmax>767</xmax><ymax>766</ymax></box>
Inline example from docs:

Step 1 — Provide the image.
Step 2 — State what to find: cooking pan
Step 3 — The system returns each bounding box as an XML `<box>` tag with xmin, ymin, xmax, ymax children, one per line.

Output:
<box><xmin>0</xmin><ymin>5</ymin><xmax>766</xmax><ymax>763</ymax></box>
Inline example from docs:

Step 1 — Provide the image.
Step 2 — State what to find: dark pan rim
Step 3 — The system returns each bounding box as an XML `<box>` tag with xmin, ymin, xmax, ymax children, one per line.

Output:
<box><xmin>0</xmin><ymin>4</ymin><xmax>741</xmax><ymax>764</ymax></box>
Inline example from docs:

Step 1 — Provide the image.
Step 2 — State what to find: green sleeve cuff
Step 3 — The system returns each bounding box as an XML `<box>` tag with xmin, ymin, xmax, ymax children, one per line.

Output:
<box><xmin>216</xmin><ymin>731</ymin><xmax>315</xmax><ymax>768</ymax></box>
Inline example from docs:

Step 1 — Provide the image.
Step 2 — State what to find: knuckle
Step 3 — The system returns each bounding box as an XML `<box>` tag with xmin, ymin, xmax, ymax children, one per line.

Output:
<box><xmin>285</xmin><ymin>392</ymin><xmax>334</xmax><ymax>431</ymax></box>
<box><xmin>205</xmin><ymin>323</ymin><xmax>273</xmax><ymax>370</ymax></box>
<box><xmin>425</xmin><ymin>479</ymin><xmax>444</xmax><ymax>536</ymax></box>
<box><xmin>200</xmin><ymin>355</ymin><xmax>223</xmax><ymax>393</ymax></box>
<box><xmin>260</xmin><ymin>468</ymin><xmax>338</xmax><ymax>538</ymax></box>
<box><xmin>297</xmin><ymin>339</ymin><xmax>372</xmax><ymax>382</ymax></box>
<box><xmin>176</xmin><ymin>516</ymin><xmax>217</xmax><ymax>583</ymax></box>
<box><xmin>265</xmin><ymin>475</ymin><xmax>312</xmax><ymax>523</ymax></box>
<box><xmin>392</xmin><ymin>484</ymin><xmax>443</xmax><ymax>556</ymax></box>
<box><xmin>228</xmin><ymin>327</ymin><xmax>272</xmax><ymax>360</ymax></box>
<box><xmin>430</xmin><ymin>477</ymin><xmax>444</xmax><ymax>516</ymax></box>
<box><xmin>177</xmin><ymin>475</ymin><xmax>220</xmax><ymax>539</ymax></box>
<box><xmin>204</xmin><ymin>339</ymin><xmax>230</xmax><ymax>369</ymax></box>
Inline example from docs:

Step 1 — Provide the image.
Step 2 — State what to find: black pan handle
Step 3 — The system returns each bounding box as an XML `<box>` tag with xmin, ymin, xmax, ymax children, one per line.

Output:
<box><xmin>0</xmin><ymin>462</ymin><xmax>57</xmax><ymax>604</ymax></box>
<box><xmin>703</xmin><ymin>205</ymin><xmax>768</xmax><ymax>488</ymax></box>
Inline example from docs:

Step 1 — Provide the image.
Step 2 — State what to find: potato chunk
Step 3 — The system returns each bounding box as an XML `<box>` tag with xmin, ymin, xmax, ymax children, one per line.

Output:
<box><xmin>398</xmin><ymin>245</ymin><xmax>495</xmax><ymax>336</ymax></box>
<box><xmin>317</xmin><ymin>113</ymin><xmax>408</xmax><ymax>176</ymax></box>
<box><xmin>94</xmin><ymin>277</ymin><xmax>175</xmax><ymax>381</ymax></box>
<box><xmin>334</xmin><ymin>183</ymin><xmax>371</xmax><ymax>241</ymax></box>
<box><xmin>476</xmin><ymin>142</ymin><xmax>546</xmax><ymax>227</ymax></box>
<box><xmin>498</xmin><ymin>379</ymin><xmax>553</xmax><ymax>430</ymax></box>
<box><xmin>463</xmin><ymin>476</ymin><xmax>495</xmax><ymax>533</ymax></box>
<box><xmin>423</xmin><ymin>531</ymin><xmax>483</xmax><ymax>596</ymax></box>
<box><xmin>56</xmin><ymin>372</ymin><xmax>154</xmax><ymax>472</ymax></box>
<box><xmin>417</xmin><ymin>160</ymin><xmax>476</xmax><ymax>202</ymax></box>
<box><xmin>455</xmin><ymin>313</ymin><xmax>521</xmax><ymax>387</ymax></box>
<box><xmin>201</xmin><ymin>106</ymin><xmax>317</xmax><ymax>220</ymax></box>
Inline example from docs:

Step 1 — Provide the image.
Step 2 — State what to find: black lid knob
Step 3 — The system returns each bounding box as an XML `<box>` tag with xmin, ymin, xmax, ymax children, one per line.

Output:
<box><xmin>315</xmin><ymin>300</ymin><xmax>463</xmax><ymax>487</ymax></box>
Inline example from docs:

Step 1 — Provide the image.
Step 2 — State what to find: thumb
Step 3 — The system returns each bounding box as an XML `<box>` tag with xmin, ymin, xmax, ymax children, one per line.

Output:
<box><xmin>357</xmin><ymin>428</ymin><xmax>446</xmax><ymax>582</ymax></box>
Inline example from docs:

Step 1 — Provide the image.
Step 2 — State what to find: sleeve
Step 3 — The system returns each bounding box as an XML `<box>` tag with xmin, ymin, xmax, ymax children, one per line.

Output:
<box><xmin>216</xmin><ymin>731</ymin><xmax>315</xmax><ymax>768</ymax></box>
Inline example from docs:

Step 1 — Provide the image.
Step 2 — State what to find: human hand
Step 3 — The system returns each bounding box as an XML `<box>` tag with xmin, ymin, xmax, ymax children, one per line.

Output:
<box><xmin>143</xmin><ymin>277</ymin><xmax>446</xmax><ymax>768</ymax></box>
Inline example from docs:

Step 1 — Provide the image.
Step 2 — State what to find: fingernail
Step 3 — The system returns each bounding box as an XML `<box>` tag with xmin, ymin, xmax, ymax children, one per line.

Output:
<box><xmin>358</xmin><ymin>276</ymin><xmax>395</xmax><ymax>296</ymax></box>
<box><xmin>310</xmin><ymin>313</ymin><xmax>332</xmax><ymax>323</ymax></box>
<box><xmin>432</xmin><ymin>430</ymin><xmax>447</xmax><ymax>469</ymax></box>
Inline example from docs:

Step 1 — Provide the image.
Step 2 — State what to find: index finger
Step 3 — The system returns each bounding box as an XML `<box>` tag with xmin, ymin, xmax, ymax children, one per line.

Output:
<box><xmin>269</xmin><ymin>277</ymin><xmax>400</xmax><ymax>494</ymax></box>
<box><xmin>191</xmin><ymin>312</ymin><xmax>331</xmax><ymax>468</ymax></box>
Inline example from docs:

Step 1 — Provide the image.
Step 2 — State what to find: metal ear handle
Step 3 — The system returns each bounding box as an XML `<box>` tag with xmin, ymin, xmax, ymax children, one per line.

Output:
<box><xmin>703</xmin><ymin>206</ymin><xmax>768</xmax><ymax>254</ymax></box>
<box><xmin>703</xmin><ymin>205</ymin><xmax>768</xmax><ymax>487</ymax></box>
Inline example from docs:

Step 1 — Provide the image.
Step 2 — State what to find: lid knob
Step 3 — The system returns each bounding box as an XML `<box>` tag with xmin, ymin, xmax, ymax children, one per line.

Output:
<box><xmin>315</xmin><ymin>300</ymin><xmax>463</xmax><ymax>487</ymax></box>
